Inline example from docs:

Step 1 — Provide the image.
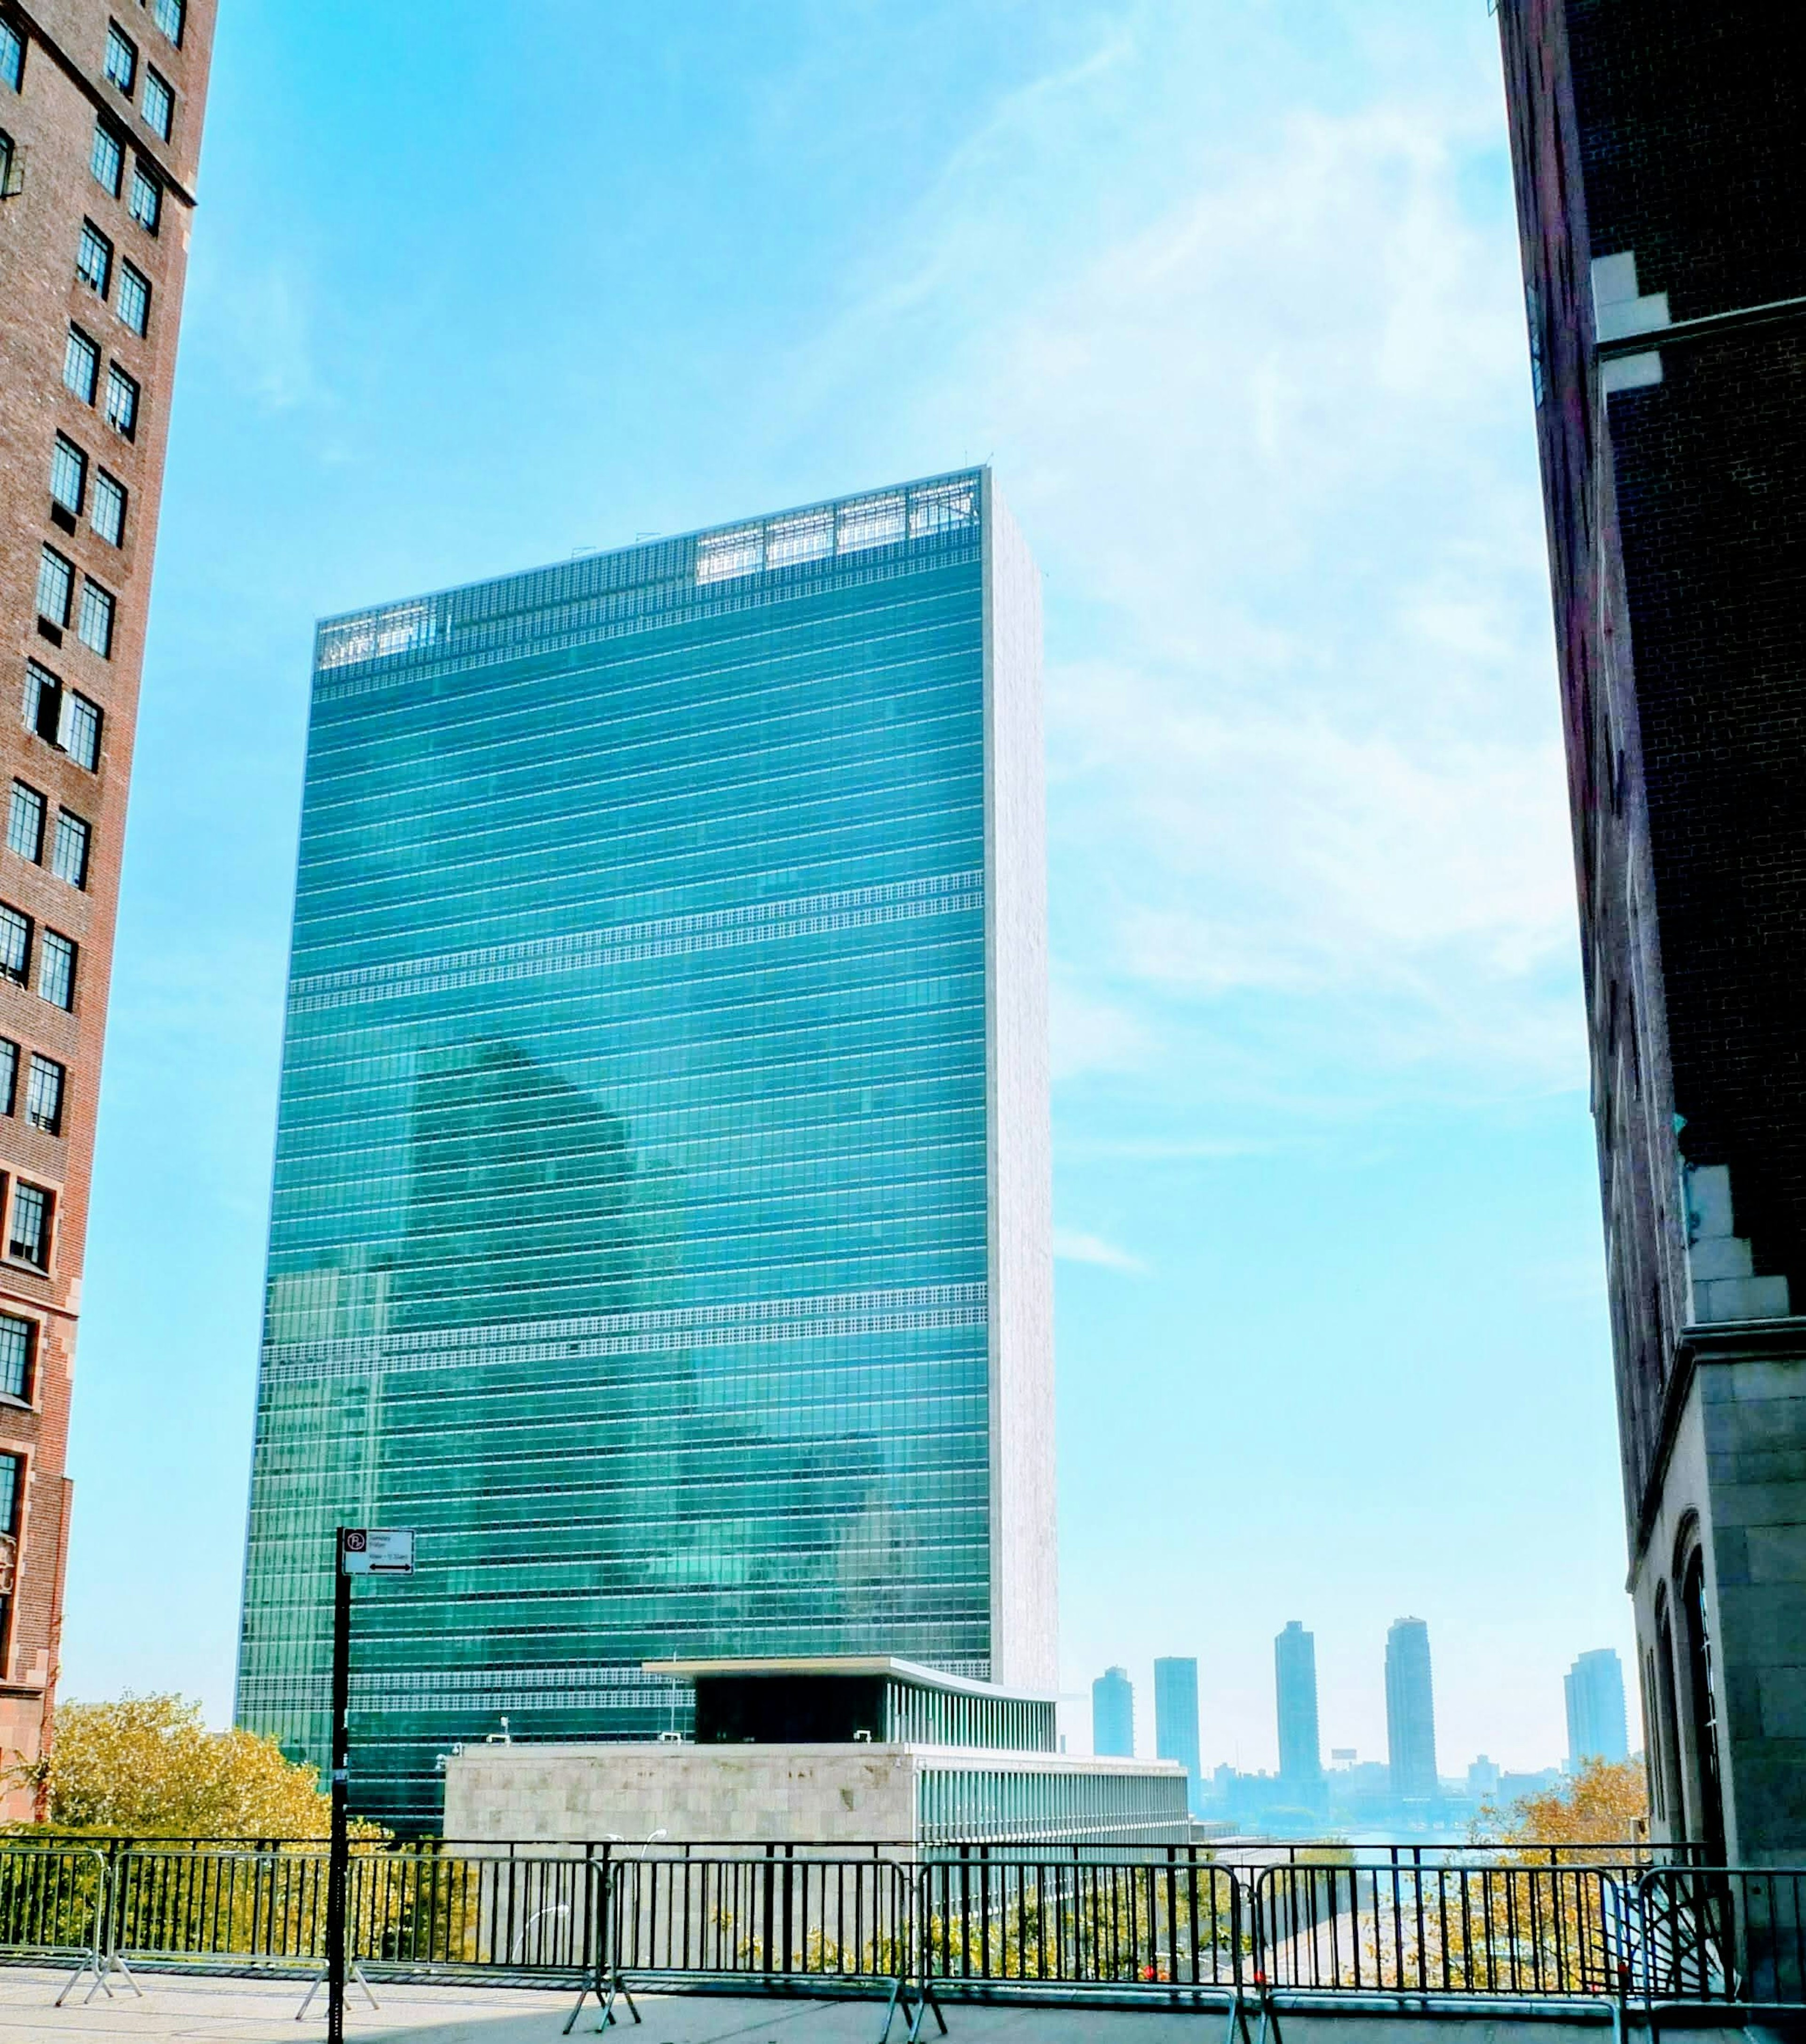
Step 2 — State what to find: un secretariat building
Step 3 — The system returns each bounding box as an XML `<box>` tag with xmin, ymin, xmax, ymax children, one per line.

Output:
<box><xmin>235</xmin><ymin>471</ymin><xmax>1056</xmax><ymax>1824</ymax></box>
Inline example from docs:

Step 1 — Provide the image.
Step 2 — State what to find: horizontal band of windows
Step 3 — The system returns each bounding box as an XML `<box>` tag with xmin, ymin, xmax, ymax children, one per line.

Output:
<box><xmin>311</xmin><ymin>537</ymin><xmax>982</xmax><ymax>699</ymax></box>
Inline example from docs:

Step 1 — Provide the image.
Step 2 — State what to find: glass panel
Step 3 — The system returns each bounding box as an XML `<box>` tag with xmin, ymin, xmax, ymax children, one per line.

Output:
<box><xmin>35</xmin><ymin>549</ymin><xmax>72</xmax><ymax>626</ymax></box>
<box><xmin>77</xmin><ymin>581</ymin><xmax>114</xmax><ymax>659</ymax></box>
<box><xmin>104</xmin><ymin>365</ymin><xmax>138</xmax><ymax>437</ymax></box>
<box><xmin>25</xmin><ymin>1055</ymin><xmax>63</xmax><ymax>1134</ymax></box>
<box><xmin>104</xmin><ymin>25</ymin><xmax>135</xmax><ymax>91</ymax></box>
<box><xmin>63</xmin><ymin>327</ymin><xmax>99</xmax><ymax>403</ymax></box>
<box><xmin>0</xmin><ymin>908</ymin><xmax>28</xmax><ymax>983</ymax></box>
<box><xmin>142</xmin><ymin>69</ymin><xmax>173</xmax><ymax>139</ymax></box>
<box><xmin>63</xmin><ymin>694</ymin><xmax>102</xmax><ymax>772</ymax></box>
<box><xmin>50</xmin><ymin>437</ymin><xmax>86</xmax><ymax>514</ymax></box>
<box><xmin>116</xmin><ymin>262</ymin><xmax>149</xmax><ymax>336</ymax></box>
<box><xmin>37</xmin><ymin>931</ymin><xmax>74</xmax><ymax>1010</ymax></box>
<box><xmin>0</xmin><ymin>21</ymin><xmax>23</xmax><ymax>93</ymax></box>
<box><xmin>154</xmin><ymin>0</ymin><xmax>185</xmax><ymax>44</ymax></box>
<box><xmin>8</xmin><ymin>1184</ymin><xmax>49</xmax><ymax>1268</ymax></box>
<box><xmin>91</xmin><ymin>472</ymin><xmax>126</xmax><ymax>546</ymax></box>
<box><xmin>51</xmin><ymin>813</ymin><xmax>89</xmax><ymax>889</ymax></box>
<box><xmin>77</xmin><ymin>221</ymin><xmax>111</xmax><ymax>296</ymax></box>
<box><xmin>0</xmin><ymin>1316</ymin><xmax>29</xmax><ymax>1400</ymax></box>
<box><xmin>0</xmin><ymin>1453</ymin><xmax>19</xmax><ymax>1533</ymax></box>
<box><xmin>0</xmin><ymin>1042</ymin><xmax>16</xmax><ymax>1118</ymax></box>
<box><xmin>6</xmin><ymin>785</ymin><xmax>44</xmax><ymax>862</ymax></box>
<box><xmin>90</xmin><ymin>121</ymin><xmax>123</xmax><ymax>194</ymax></box>
<box><xmin>129</xmin><ymin>166</ymin><xmax>161</xmax><ymax>232</ymax></box>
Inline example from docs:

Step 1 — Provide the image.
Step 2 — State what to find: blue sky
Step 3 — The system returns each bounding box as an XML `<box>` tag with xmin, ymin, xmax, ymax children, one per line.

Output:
<box><xmin>63</xmin><ymin>0</ymin><xmax>1631</xmax><ymax>1777</ymax></box>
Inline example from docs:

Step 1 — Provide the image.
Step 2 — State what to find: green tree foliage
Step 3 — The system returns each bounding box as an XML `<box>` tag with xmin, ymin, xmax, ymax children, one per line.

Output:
<box><xmin>15</xmin><ymin>1693</ymin><xmax>349</xmax><ymax>1837</ymax></box>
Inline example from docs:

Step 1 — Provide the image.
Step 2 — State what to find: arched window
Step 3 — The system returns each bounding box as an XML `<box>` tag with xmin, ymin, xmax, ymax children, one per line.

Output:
<box><xmin>1652</xmin><ymin>1586</ymin><xmax>1685</xmax><ymax>1832</ymax></box>
<box><xmin>1680</xmin><ymin>1546</ymin><xmax>1727</xmax><ymax>1862</ymax></box>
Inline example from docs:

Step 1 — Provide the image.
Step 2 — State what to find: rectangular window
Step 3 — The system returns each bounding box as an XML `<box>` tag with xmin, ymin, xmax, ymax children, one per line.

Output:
<box><xmin>8</xmin><ymin>1184</ymin><xmax>50</xmax><ymax>1270</ymax></box>
<box><xmin>153</xmin><ymin>0</ymin><xmax>183</xmax><ymax>45</ymax></box>
<box><xmin>50</xmin><ymin>437</ymin><xmax>87</xmax><ymax>516</ymax></box>
<box><xmin>141</xmin><ymin>67</ymin><xmax>172</xmax><ymax>140</ymax></box>
<box><xmin>103</xmin><ymin>23</ymin><xmax>135</xmax><ymax>93</ymax></box>
<box><xmin>6</xmin><ymin>785</ymin><xmax>44</xmax><ymax>863</ymax></box>
<box><xmin>0</xmin><ymin>1041</ymin><xmax>16</xmax><ymax>1117</ymax></box>
<box><xmin>128</xmin><ymin>164</ymin><xmax>160</xmax><ymax>233</ymax></box>
<box><xmin>91</xmin><ymin>470</ymin><xmax>126</xmax><ymax>546</ymax></box>
<box><xmin>63</xmin><ymin>326</ymin><xmax>99</xmax><ymax>404</ymax></box>
<box><xmin>0</xmin><ymin>1315</ymin><xmax>31</xmax><ymax>1402</ymax></box>
<box><xmin>77</xmin><ymin>220</ymin><xmax>112</xmax><ymax>297</ymax></box>
<box><xmin>24</xmin><ymin>666</ymin><xmax>59</xmax><ymax>748</ymax></box>
<box><xmin>90</xmin><ymin>119</ymin><xmax>123</xmax><ymax>195</ymax></box>
<box><xmin>24</xmin><ymin>1055</ymin><xmax>63</xmax><ymax>1135</ymax></box>
<box><xmin>35</xmin><ymin>549</ymin><xmax>72</xmax><ymax>628</ymax></box>
<box><xmin>0</xmin><ymin>128</ymin><xmax>14</xmax><ymax>201</ymax></box>
<box><xmin>116</xmin><ymin>260</ymin><xmax>149</xmax><ymax>336</ymax></box>
<box><xmin>0</xmin><ymin>20</ymin><xmax>23</xmax><ymax>94</ymax></box>
<box><xmin>77</xmin><ymin>580</ymin><xmax>114</xmax><ymax>658</ymax></box>
<box><xmin>0</xmin><ymin>1452</ymin><xmax>19</xmax><ymax>1534</ymax></box>
<box><xmin>51</xmin><ymin>813</ymin><xmax>89</xmax><ymax>890</ymax></box>
<box><xmin>38</xmin><ymin>931</ymin><xmax>74</xmax><ymax>1010</ymax></box>
<box><xmin>104</xmin><ymin>363</ymin><xmax>138</xmax><ymax>438</ymax></box>
<box><xmin>0</xmin><ymin>907</ymin><xmax>29</xmax><ymax>986</ymax></box>
<box><xmin>62</xmin><ymin>692</ymin><xmax>102</xmax><ymax>772</ymax></box>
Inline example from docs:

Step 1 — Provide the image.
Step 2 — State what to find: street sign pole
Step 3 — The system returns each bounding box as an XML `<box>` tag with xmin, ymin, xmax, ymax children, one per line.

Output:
<box><xmin>327</xmin><ymin>1529</ymin><xmax>351</xmax><ymax>2044</ymax></box>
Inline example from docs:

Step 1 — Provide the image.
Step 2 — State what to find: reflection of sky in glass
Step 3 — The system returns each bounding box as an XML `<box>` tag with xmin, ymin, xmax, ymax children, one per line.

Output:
<box><xmin>238</xmin><ymin>475</ymin><xmax>998</xmax><ymax>1825</ymax></box>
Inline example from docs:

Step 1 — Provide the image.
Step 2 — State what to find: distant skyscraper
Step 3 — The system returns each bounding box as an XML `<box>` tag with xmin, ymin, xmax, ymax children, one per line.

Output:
<box><xmin>1154</xmin><ymin>1657</ymin><xmax>1201</xmax><ymax>1810</ymax></box>
<box><xmin>1385</xmin><ymin>1618</ymin><xmax>1439</xmax><ymax>1803</ymax></box>
<box><xmin>1565</xmin><ymin>1649</ymin><xmax>1630</xmax><ymax>1770</ymax></box>
<box><xmin>1274</xmin><ymin>1621</ymin><xmax>1322</xmax><ymax>1789</ymax></box>
<box><xmin>1093</xmin><ymin>1666</ymin><xmax>1134</xmax><ymax>1758</ymax></box>
<box><xmin>233</xmin><ymin>470</ymin><xmax>1054</xmax><ymax>1825</ymax></box>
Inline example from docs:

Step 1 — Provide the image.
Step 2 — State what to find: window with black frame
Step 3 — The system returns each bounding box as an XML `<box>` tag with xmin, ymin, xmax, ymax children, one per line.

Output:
<box><xmin>0</xmin><ymin>1315</ymin><xmax>31</xmax><ymax>1402</ymax></box>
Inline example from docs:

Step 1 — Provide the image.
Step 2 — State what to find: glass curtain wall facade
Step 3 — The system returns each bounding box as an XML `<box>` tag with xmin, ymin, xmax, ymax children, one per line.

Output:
<box><xmin>236</xmin><ymin>470</ymin><xmax>1053</xmax><ymax>1825</ymax></box>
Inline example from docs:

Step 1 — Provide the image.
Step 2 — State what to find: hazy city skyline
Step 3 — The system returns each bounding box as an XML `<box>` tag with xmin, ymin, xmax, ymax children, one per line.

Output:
<box><xmin>49</xmin><ymin>0</ymin><xmax>1632</xmax><ymax>1775</ymax></box>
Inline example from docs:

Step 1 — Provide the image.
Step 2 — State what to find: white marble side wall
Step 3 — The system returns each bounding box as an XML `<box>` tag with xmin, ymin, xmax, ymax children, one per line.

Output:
<box><xmin>982</xmin><ymin>474</ymin><xmax>1058</xmax><ymax>1696</ymax></box>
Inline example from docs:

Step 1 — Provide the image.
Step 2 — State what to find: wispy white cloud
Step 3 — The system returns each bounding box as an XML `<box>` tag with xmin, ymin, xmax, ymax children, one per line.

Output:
<box><xmin>1054</xmin><ymin>1229</ymin><xmax>1149</xmax><ymax>1275</ymax></box>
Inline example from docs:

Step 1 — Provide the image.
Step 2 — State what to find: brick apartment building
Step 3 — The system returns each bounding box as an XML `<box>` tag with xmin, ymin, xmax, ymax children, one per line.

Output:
<box><xmin>1498</xmin><ymin>2</ymin><xmax>1806</xmax><ymax>1861</ymax></box>
<box><xmin>0</xmin><ymin>0</ymin><xmax>213</xmax><ymax>1811</ymax></box>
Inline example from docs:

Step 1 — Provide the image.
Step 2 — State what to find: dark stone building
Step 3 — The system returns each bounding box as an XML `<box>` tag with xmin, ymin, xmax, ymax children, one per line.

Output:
<box><xmin>1497</xmin><ymin>1</ymin><xmax>1806</xmax><ymax>1861</ymax></box>
<box><xmin>0</xmin><ymin>0</ymin><xmax>214</xmax><ymax>1809</ymax></box>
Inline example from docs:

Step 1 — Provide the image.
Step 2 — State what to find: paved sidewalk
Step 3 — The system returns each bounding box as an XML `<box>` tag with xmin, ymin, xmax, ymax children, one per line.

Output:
<box><xmin>0</xmin><ymin>1967</ymin><xmax>1751</xmax><ymax>2044</ymax></box>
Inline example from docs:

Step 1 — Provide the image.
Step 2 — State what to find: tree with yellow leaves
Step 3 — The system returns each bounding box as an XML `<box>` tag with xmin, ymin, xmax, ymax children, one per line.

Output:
<box><xmin>14</xmin><ymin>1693</ymin><xmax>345</xmax><ymax>1837</ymax></box>
<box><xmin>1478</xmin><ymin>1756</ymin><xmax>1650</xmax><ymax>1864</ymax></box>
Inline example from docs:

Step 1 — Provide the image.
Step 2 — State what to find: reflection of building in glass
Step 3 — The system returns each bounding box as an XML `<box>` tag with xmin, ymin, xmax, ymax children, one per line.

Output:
<box><xmin>1275</xmin><ymin>1620</ymin><xmax>1322</xmax><ymax>1794</ymax></box>
<box><xmin>236</xmin><ymin>471</ymin><xmax>1053</xmax><ymax>1825</ymax></box>
<box><xmin>1385</xmin><ymin>1617</ymin><xmax>1439</xmax><ymax>1804</ymax></box>
<box><xmin>1154</xmin><ymin>1657</ymin><xmax>1202</xmax><ymax>1813</ymax></box>
<box><xmin>1565</xmin><ymin>1649</ymin><xmax>1629</xmax><ymax>1770</ymax></box>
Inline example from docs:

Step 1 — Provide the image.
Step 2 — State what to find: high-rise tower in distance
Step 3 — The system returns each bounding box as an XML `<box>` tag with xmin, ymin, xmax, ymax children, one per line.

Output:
<box><xmin>0</xmin><ymin>0</ymin><xmax>214</xmax><ymax>1808</ymax></box>
<box><xmin>1565</xmin><ymin>1648</ymin><xmax>1630</xmax><ymax>1771</ymax></box>
<box><xmin>1153</xmin><ymin>1656</ymin><xmax>1201</xmax><ymax>1812</ymax></box>
<box><xmin>1498</xmin><ymin>0</ymin><xmax>1806</xmax><ymax>1863</ymax></box>
<box><xmin>1385</xmin><ymin>1618</ymin><xmax>1438</xmax><ymax>1805</ymax></box>
<box><xmin>235</xmin><ymin>470</ymin><xmax>1054</xmax><ymax>1825</ymax></box>
<box><xmin>1274</xmin><ymin>1620</ymin><xmax>1322</xmax><ymax>1794</ymax></box>
<box><xmin>1092</xmin><ymin>1666</ymin><xmax>1133</xmax><ymax>1759</ymax></box>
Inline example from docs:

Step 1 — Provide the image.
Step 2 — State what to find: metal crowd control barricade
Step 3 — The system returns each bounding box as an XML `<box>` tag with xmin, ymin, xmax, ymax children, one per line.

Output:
<box><xmin>915</xmin><ymin>1852</ymin><xmax>1249</xmax><ymax>2025</ymax></box>
<box><xmin>564</xmin><ymin>1850</ymin><xmax>924</xmax><ymax>2039</ymax></box>
<box><xmin>1637</xmin><ymin>1865</ymin><xmax>1806</xmax><ymax>2019</ymax></box>
<box><xmin>1251</xmin><ymin>1857</ymin><xmax>1632</xmax><ymax>2008</ymax></box>
<box><xmin>0</xmin><ymin>1841</ymin><xmax>123</xmax><ymax>2006</ymax></box>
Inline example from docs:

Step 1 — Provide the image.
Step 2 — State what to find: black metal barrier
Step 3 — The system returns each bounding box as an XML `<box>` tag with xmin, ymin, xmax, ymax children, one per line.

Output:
<box><xmin>3</xmin><ymin>1838</ymin><xmax>1804</xmax><ymax>2024</ymax></box>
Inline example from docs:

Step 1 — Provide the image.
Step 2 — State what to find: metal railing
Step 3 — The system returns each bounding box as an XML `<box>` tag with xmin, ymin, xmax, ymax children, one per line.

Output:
<box><xmin>0</xmin><ymin>1836</ymin><xmax>1801</xmax><ymax>2020</ymax></box>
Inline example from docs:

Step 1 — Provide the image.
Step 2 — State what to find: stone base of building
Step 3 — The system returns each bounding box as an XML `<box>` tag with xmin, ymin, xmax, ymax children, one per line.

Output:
<box><xmin>1632</xmin><ymin>1322</ymin><xmax>1806</xmax><ymax>1865</ymax></box>
<box><xmin>444</xmin><ymin>1740</ymin><xmax>1189</xmax><ymax>1850</ymax></box>
<box><xmin>0</xmin><ymin>1686</ymin><xmax>48</xmax><ymax>1824</ymax></box>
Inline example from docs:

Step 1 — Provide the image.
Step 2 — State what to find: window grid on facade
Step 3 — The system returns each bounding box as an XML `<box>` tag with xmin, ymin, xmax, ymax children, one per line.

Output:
<box><xmin>0</xmin><ymin>1316</ymin><xmax>30</xmax><ymax>1402</ymax></box>
<box><xmin>116</xmin><ymin>261</ymin><xmax>149</xmax><ymax>337</ymax></box>
<box><xmin>50</xmin><ymin>437</ymin><xmax>87</xmax><ymax>516</ymax></box>
<box><xmin>7</xmin><ymin>784</ymin><xmax>44</xmax><ymax>864</ymax></box>
<box><xmin>63</xmin><ymin>694</ymin><xmax>102</xmax><ymax>773</ymax></box>
<box><xmin>77</xmin><ymin>221</ymin><xmax>112</xmax><ymax>297</ymax></box>
<box><xmin>24</xmin><ymin>1055</ymin><xmax>63</xmax><ymax>1135</ymax></box>
<box><xmin>90</xmin><ymin>120</ymin><xmax>123</xmax><ymax>195</ymax></box>
<box><xmin>0</xmin><ymin>1451</ymin><xmax>20</xmax><ymax>1534</ymax></box>
<box><xmin>0</xmin><ymin>1041</ymin><xmax>16</xmax><ymax>1118</ymax></box>
<box><xmin>51</xmin><ymin>813</ymin><xmax>89</xmax><ymax>890</ymax></box>
<box><xmin>104</xmin><ymin>364</ymin><xmax>138</xmax><ymax>439</ymax></box>
<box><xmin>0</xmin><ymin>21</ymin><xmax>23</xmax><ymax>94</ymax></box>
<box><xmin>103</xmin><ymin>24</ymin><xmax>135</xmax><ymax>92</ymax></box>
<box><xmin>37</xmin><ymin>931</ymin><xmax>74</xmax><ymax>1010</ymax></box>
<box><xmin>8</xmin><ymin>1183</ymin><xmax>49</xmax><ymax>1269</ymax></box>
<box><xmin>0</xmin><ymin>908</ymin><xmax>27</xmax><ymax>986</ymax></box>
<box><xmin>128</xmin><ymin>165</ymin><xmax>160</xmax><ymax>233</ymax></box>
<box><xmin>0</xmin><ymin>129</ymin><xmax>13</xmax><ymax>199</ymax></box>
<box><xmin>91</xmin><ymin>471</ymin><xmax>126</xmax><ymax>547</ymax></box>
<box><xmin>77</xmin><ymin>581</ymin><xmax>114</xmax><ymax>659</ymax></box>
<box><xmin>63</xmin><ymin>327</ymin><xmax>99</xmax><ymax>405</ymax></box>
<box><xmin>141</xmin><ymin>68</ymin><xmax>172</xmax><ymax>139</ymax></box>
<box><xmin>153</xmin><ymin>0</ymin><xmax>184</xmax><ymax>44</ymax></box>
<box><xmin>35</xmin><ymin>549</ymin><xmax>72</xmax><ymax>627</ymax></box>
